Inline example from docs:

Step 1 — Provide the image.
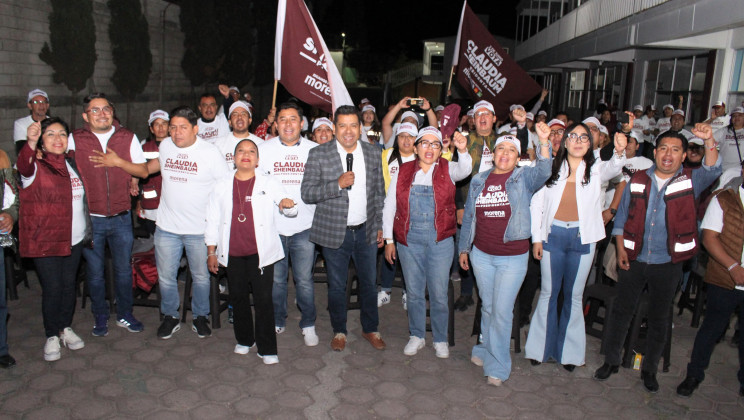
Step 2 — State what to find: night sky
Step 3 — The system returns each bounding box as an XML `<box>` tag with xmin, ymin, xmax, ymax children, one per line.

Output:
<box><xmin>310</xmin><ymin>0</ymin><xmax>518</xmax><ymax>59</ymax></box>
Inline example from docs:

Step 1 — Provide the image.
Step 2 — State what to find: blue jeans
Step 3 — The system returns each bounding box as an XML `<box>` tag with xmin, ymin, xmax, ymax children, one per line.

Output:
<box><xmin>322</xmin><ymin>225</ymin><xmax>379</xmax><ymax>335</ymax></box>
<box><xmin>83</xmin><ymin>212</ymin><xmax>134</xmax><ymax>318</ymax></box>
<box><xmin>154</xmin><ymin>227</ymin><xmax>210</xmax><ymax>318</ymax></box>
<box><xmin>273</xmin><ymin>229</ymin><xmax>317</xmax><ymax>329</ymax></box>
<box><xmin>525</xmin><ymin>221</ymin><xmax>595</xmax><ymax>365</ymax></box>
<box><xmin>397</xmin><ymin>194</ymin><xmax>452</xmax><ymax>343</ymax></box>
<box><xmin>0</xmin><ymin>253</ymin><xmax>7</xmax><ymax>356</ymax></box>
<box><xmin>470</xmin><ymin>247</ymin><xmax>528</xmax><ymax>380</ymax></box>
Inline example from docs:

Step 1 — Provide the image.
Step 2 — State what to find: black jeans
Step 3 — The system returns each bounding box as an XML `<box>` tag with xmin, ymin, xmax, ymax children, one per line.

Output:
<box><xmin>35</xmin><ymin>243</ymin><xmax>84</xmax><ymax>338</ymax></box>
<box><xmin>603</xmin><ymin>260</ymin><xmax>682</xmax><ymax>373</ymax></box>
<box><xmin>226</xmin><ymin>254</ymin><xmax>276</xmax><ymax>356</ymax></box>
<box><xmin>686</xmin><ymin>283</ymin><xmax>744</xmax><ymax>386</ymax></box>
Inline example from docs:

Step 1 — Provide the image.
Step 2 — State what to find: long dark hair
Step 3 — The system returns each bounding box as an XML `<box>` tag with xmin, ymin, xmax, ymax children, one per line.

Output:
<box><xmin>546</xmin><ymin>122</ymin><xmax>595</xmax><ymax>187</ymax></box>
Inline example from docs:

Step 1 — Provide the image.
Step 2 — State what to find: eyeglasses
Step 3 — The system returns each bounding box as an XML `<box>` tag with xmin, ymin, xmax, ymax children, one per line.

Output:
<box><xmin>566</xmin><ymin>133</ymin><xmax>590</xmax><ymax>144</ymax></box>
<box><xmin>417</xmin><ymin>141</ymin><xmax>442</xmax><ymax>150</ymax></box>
<box><xmin>589</xmin><ymin>126</ymin><xmax>599</xmax><ymax>133</ymax></box>
<box><xmin>550</xmin><ymin>129</ymin><xmax>564</xmax><ymax>136</ymax></box>
<box><xmin>30</xmin><ymin>100</ymin><xmax>48</xmax><ymax>105</ymax></box>
<box><xmin>87</xmin><ymin>106</ymin><xmax>113</xmax><ymax>115</ymax></box>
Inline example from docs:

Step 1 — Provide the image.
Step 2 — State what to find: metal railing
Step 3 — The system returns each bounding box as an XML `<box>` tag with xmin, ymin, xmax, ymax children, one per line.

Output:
<box><xmin>516</xmin><ymin>0</ymin><xmax>669</xmax><ymax>61</ymax></box>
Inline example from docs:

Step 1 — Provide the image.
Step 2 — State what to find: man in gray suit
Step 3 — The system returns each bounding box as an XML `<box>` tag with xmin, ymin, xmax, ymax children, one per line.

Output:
<box><xmin>301</xmin><ymin>105</ymin><xmax>386</xmax><ymax>352</ymax></box>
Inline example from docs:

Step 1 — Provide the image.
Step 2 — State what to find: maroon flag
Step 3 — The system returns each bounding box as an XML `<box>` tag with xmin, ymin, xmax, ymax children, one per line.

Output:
<box><xmin>274</xmin><ymin>0</ymin><xmax>352</xmax><ymax>113</ymax></box>
<box><xmin>440</xmin><ymin>103</ymin><xmax>462</xmax><ymax>140</ymax></box>
<box><xmin>452</xmin><ymin>1</ymin><xmax>541</xmax><ymax>119</ymax></box>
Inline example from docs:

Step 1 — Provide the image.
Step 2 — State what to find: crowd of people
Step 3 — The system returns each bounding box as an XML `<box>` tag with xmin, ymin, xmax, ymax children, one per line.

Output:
<box><xmin>1</xmin><ymin>85</ymin><xmax>743</xmax><ymax>399</ymax></box>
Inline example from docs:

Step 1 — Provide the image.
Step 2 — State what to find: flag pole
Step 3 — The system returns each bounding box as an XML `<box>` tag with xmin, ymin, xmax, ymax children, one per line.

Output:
<box><xmin>272</xmin><ymin>79</ymin><xmax>278</xmax><ymax>109</ymax></box>
<box><xmin>446</xmin><ymin>67</ymin><xmax>455</xmax><ymax>93</ymax></box>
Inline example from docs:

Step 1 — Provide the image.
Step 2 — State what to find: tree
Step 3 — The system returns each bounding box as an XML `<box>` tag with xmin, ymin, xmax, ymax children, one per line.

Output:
<box><xmin>39</xmin><ymin>0</ymin><xmax>97</xmax><ymax>129</ymax></box>
<box><xmin>107</xmin><ymin>0</ymin><xmax>153</xmax><ymax>127</ymax></box>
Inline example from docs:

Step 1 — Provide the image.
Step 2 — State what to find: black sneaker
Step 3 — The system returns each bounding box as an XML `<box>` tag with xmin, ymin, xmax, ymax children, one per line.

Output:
<box><xmin>676</xmin><ymin>377</ymin><xmax>701</xmax><ymax>397</ymax></box>
<box><xmin>641</xmin><ymin>371</ymin><xmax>659</xmax><ymax>393</ymax></box>
<box><xmin>192</xmin><ymin>316</ymin><xmax>211</xmax><ymax>338</ymax></box>
<box><xmin>454</xmin><ymin>295</ymin><xmax>474</xmax><ymax>312</ymax></box>
<box><xmin>157</xmin><ymin>316</ymin><xmax>181</xmax><ymax>339</ymax></box>
<box><xmin>593</xmin><ymin>363</ymin><xmax>619</xmax><ymax>381</ymax></box>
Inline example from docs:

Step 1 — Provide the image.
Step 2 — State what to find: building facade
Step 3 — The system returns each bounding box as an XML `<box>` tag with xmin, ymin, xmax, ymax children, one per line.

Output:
<box><xmin>515</xmin><ymin>0</ymin><xmax>744</xmax><ymax>123</ymax></box>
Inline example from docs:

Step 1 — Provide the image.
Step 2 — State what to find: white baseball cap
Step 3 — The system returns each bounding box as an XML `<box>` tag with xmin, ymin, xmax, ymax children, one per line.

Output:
<box><xmin>312</xmin><ymin>117</ymin><xmax>333</xmax><ymax>131</ymax></box>
<box><xmin>526</xmin><ymin>112</ymin><xmax>534</xmax><ymax>121</ymax></box>
<box><xmin>509</xmin><ymin>104</ymin><xmax>525</xmax><ymax>112</ymax></box>
<box><xmin>548</xmin><ymin>119</ymin><xmax>566</xmax><ymax>129</ymax></box>
<box><xmin>396</xmin><ymin>122</ymin><xmax>418</xmax><ymax>137</ymax></box>
<box><xmin>474</xmin><ymin>100</ymin><xmax>495</xmax><ymax>114</ymax></box>
<box><xmin>415</xmin><ymin>126</ymin><xmax>442</xmax><ymax>144</ymax></box>
<box><xmin>688</xmin><ymin>137</ymin><xmax>704</xmax><ymax>146</ymax></box>
<box><xmin>401</xmin><ymin>111</ymin><xmax>420</xmax><ymax>126</ymax></box>
<box><xmin>598</xmin><ymin>125</ymin><xmax>608</xmax><ymax>135</ymax></box>
<box><xmin>359</xmin><ymin>98</ymin><xmax>370</xmax><ymax>105</ymax></box>
<box><xmin>672</xmin><ymin>109</ymin><xmax>686</xmax><ymax>118</ymax></box>
<box><xmin>228</xmin><ymin>86</ymin><xmax>240</xmax><ymax>93</ymax></box>
<box><xmin>148</xmin><ymin>110</ymin><xmax>170</xmax><ymax>125</ymax></box>
<box><xmin>466</xmin><ymin>109</ymin><xmax>475</xmax><ymax>118</ymax></box>
<box><xmin>434</xmin><ymin>105</ymin><xmax>445</xmax><ymax>112</ymax></box>
<box><xmin>633</xmin><ymin>105</ymin><xmax>643</xmax><ymax>112</ymax></box>
<box><xmin>582</xmin><ymin>116</ymin><xmax>601</xmax><ymax>127</ymax></box>
<box><xmin>27</xmin><ymin>88</ymin><xmax>48</xmax><ymax>102</ymax></box>
<box><xmin>663</xmin><ymin>104</ymin><xmax>674</xmax><ymax>111</ymax></box>
<box><xmin>712</xmin><ymin>101</ymin><xmax>725</xmax><ymax>107</ymax></box>
<box><xmin>362</xmin><ymin>104</ymin><xmax>376</xmax><ymax>114</ymax></box>
<box><xmin>495</xmin><ymin>135</ymin><xmax>520</xmax><ymax>152</ymax></box>
<box><xmin>537</xmin><ymin>110</ymin><xmax>548</xmax><ymax>117</ymax></box>
<box><xmin>731</xmin><ymin>106</ymin><xmax>744</xmax><ymax>115</ymax></box>
<box><xmin>228</xmin><ymin>101</ymin><xmax>252</xmax><ymax>118</ymax></box>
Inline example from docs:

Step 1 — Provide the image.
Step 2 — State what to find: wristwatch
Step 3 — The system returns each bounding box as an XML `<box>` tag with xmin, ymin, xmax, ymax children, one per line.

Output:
<box><xmin>385</xmin><ymin>239</ymin><xmax>394</xmax><ymax>245</ymax></box>
<box><xmin>609</xmin><ymin>208</ymin><xmax>617</xmax><ymax>215</ymax></box>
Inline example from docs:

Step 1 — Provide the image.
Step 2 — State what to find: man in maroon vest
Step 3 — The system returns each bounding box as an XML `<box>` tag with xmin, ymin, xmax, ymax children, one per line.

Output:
<box><xmin>594</xmin><ymin>124</ymin><xmax>721</xmax><ymax>393</ymax></box>
<box><xmin>70</xmin><ymin>93</ymin><xmax>149</xmax><ymax>337</ymax></box>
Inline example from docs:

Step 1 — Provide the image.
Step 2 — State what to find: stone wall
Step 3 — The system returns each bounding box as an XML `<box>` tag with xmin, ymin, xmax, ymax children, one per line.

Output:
<box><xmin>0</xmin><ymin>0</ymin><xmax>194</xmax><ymax>158</ymax></box>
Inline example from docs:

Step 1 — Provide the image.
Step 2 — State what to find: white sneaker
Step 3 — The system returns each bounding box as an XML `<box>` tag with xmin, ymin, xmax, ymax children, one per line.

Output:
<box><xmin>377</xmin><ymin>291</ymin><xmax>391</xmax><ymax>307</ymax></box>
<box><xmin>433</xmin><ymin>342</ymin><xmax>450</xmax><ymax>359</ymax></box>
<box><xmin>302</xmin><ymin>326</ymin><xmax>319</xmax><ymax>347</ymax></box>
<box><xmin>402</xmin><ymin>292</ymin><xmax>407</xmax><ymax>311</ymax></box>
<box><xmin>44</xmin><ymin>336</ymin><xmax>61</xmax><ymax>361</ymax></box>
<box><xmin>403</xmin><ymin>336</ymin><xmax>425</xmax><ymax>356</ymax></box>
<box><xmin>234</xmin><ymin>344</ymin><xmax>252</xmax><ymax>354</ymax></box>
<box><xmin>60</xmin><ymin>327</ymin><xmax>85</xmax><ymax>350</ymax></box>
<box><xmin>275</xmin><ymin>326</ymin><xmax>285</xmax><ymax>334</ymax></box>
<box><xmin>258</xmin><ymin>354</ymin><xmax>279</xmax><ymax>365</ymax></box>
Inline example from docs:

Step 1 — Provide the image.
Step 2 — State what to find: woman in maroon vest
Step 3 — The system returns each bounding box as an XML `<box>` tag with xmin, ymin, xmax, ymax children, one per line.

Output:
<box><xmin>18</xmin><ymin>118</ymin><xmax>92</xmax><ymax>362</ymax></box>
<box><xmin>382</xmin><ymin>126</ymin><xmax>471</xmax><ymax>359</ymax></box>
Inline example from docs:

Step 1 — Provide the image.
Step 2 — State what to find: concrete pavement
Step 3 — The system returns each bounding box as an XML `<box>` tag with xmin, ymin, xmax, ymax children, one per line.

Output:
<box><xmin>1</xmin><ymin>275</ymin><xmax>742</xmax><ymax>419</ymax></box>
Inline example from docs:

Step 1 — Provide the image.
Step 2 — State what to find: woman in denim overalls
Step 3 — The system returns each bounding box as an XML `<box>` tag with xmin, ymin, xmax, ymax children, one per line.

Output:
<box><xmin>382</xmin><ymin>126</ymin><xmax>472</xmax><ymax>358</ymax></box>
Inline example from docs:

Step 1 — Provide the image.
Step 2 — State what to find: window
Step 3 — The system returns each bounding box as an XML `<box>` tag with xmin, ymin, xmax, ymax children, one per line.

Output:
<box><xmin>644</xmin><ymin>54</ymin><xmax>708</xmax><ymax>123</ymax></box>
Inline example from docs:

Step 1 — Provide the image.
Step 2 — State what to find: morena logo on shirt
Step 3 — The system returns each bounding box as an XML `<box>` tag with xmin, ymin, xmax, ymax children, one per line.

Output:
<box><xmin>284</xmin><ymin>154</ymin><xmax>299</xmax><ymax>161</ymax></box>
<box><xmin>487</xmin><ymin>184</ymin><xmax>502</xmax><ymax>192</ymax></box>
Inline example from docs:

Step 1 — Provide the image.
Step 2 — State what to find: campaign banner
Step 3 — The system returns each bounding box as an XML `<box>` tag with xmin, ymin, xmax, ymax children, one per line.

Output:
<box><xmin>274</xmin><ymin>0</ymin><xmax>352</xmax><ymax>114</ymax></box>
<box><xmin>452</xmin><ymin>1</ymin><xmax>541</xmax><ymax>118</ymax></box>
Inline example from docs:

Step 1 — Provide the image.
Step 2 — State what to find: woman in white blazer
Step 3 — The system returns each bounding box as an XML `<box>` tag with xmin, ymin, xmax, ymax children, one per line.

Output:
<box><xmin>206</xmin><ymin>139</ymin><xmax>295</xmax><ymax>365</ymax></box>
<box><xmin>525</xmin><ymin>120</ymin><xmax>629</xmax><ymax>371</ymax></box>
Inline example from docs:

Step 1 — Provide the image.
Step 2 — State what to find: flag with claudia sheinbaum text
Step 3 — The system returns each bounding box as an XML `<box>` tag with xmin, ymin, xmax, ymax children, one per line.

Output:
<box><xmin>452</xmin><ymin>1</ymin><xmax>541</xmax><ymax>119</ymax></box>
<box><xmin>274</xmin><ymin>0</ymin><xmax>352</xmax><ymax>114</ymax></box>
